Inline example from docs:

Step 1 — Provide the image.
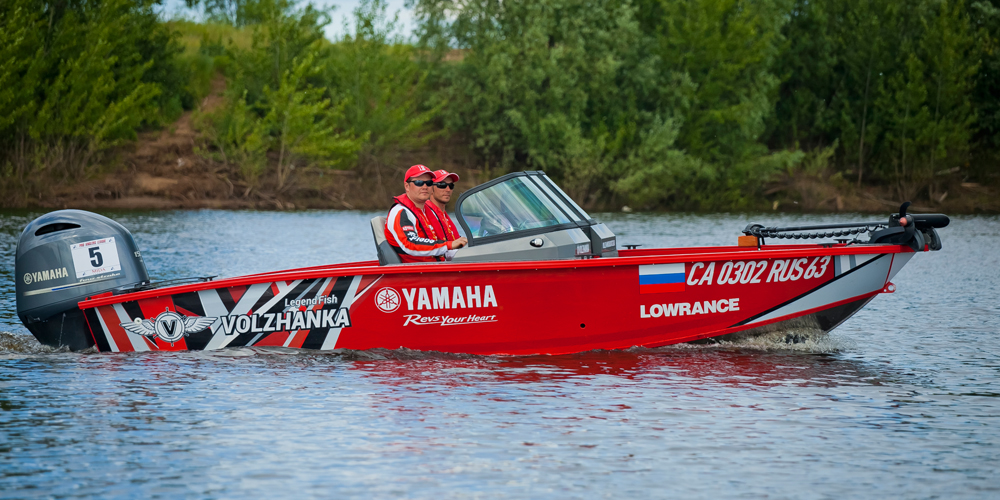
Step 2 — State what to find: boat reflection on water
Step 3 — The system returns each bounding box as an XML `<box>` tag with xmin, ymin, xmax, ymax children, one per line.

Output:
<box><xmin>2</xmin><ymin>328</ymin><xmax>898</xmax><ymax>393</ymax></box>
<box><xmin>336</xmin><ymin>333</ymin><xmax>896</xmax><ymax>391</ymax></box>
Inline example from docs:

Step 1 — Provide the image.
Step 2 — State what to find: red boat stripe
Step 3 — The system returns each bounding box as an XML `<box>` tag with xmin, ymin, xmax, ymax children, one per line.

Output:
<box><xmin>97</xmin><ymin>305</ymin><xmax>134</xmax><ymax>353</ymax></box>
<box><xmin>255</xmin><ymin>332</ymin><xmax>289</xmax><ymax>347</ymax></box>
<box><xmin>288</xmin><ymin>330</ymin><xmax>309</xmax><ymax>349</ymax></box>
<box><xmin>639</xmin><ymin>282</ymin><xmax>684</xmax><ymax>294</ymax></box>
<box><xmin>175</xmin><ymin>305</ymin><xmax>198</xmax><ymax>317</ymax></box>
<box><xmin>354</xmin><ymin>275</ymin><xmax>379</xmax><ymax>299</ymax></box>
<box><xmin>321</xmin><ymin>277</ymin><xmax>337</xmax><ymax>296</ymax></box>
<box><xmin>228</xmin><ymin>285</ymin><xmax>246</xmax><ymax>304</ymax></box>
<box><xmin>108</xmin><ymin>303</ymin><xmax>149</xmax><ymax>352</ymax></box>
<box><xmin>283</xmin><ymin>278</ymin><xmax>331</xmax><ymax>349</ymax></box>
<box><xmin>139</xmin><ymin>297</ymin><xmax>174</xmax><ymax>319</ymax></box>
<box><xmin>79</xmin><ymin>246</ymin><xmax>913</xmax><ymax>310</ymax></box>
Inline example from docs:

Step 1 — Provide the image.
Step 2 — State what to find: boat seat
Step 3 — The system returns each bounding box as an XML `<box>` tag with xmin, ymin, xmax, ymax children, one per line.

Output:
<box><xmin>371</xmin><ymin>216</ymin><xmax>402</xmax><ymax>266</ymax></box>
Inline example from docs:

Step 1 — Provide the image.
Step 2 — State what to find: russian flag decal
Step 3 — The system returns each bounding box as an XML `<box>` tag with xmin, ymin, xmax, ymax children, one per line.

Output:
<box><xmin>638</xmin><ymin>263</ymin><xmax>685</xmax><ymax>294</ymax></box>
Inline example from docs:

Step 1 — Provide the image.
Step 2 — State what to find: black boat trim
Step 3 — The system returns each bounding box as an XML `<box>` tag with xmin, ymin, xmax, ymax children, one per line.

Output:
<box><xmin>729</xmin><ymin>254</ymin><xmax>887</xmax><ymax>328</ymax></box>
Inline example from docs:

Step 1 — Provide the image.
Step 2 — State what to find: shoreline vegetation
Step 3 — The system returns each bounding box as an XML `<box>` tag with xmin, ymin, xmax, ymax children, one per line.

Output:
<box><xmin>1</xmin><ymin>0</ymin><xmax>998</xmax><ymax>214</ymax></box>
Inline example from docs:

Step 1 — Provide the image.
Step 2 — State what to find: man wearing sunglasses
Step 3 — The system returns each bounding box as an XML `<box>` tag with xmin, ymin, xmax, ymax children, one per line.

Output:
<box><xmin>384</xmin><ymin>164</ymin><xmax>467</xmax><ymax>263</ymax></box>
<box><xmin>424</xmin><ymin>170</ymin><xmax>462</xmax><ymax>243</ymax></box>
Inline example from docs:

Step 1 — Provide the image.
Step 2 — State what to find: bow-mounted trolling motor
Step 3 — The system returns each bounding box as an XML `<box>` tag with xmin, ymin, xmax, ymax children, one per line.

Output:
<box><xmin>743</xmin><ymin>202</ymin><xmax>949</xmax><ymax>251</ymax></box>
<box><xmin>869</xmin><ymin>202</ymin><xmax>949</xmax><ymax>251</ymax></box>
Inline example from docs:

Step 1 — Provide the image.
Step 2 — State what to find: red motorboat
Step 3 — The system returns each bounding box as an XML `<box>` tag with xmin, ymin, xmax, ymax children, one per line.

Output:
<box><xmin>14</xmin><ymin>171</ymin><xmax>948</xmax><ymax>354</ymax></box>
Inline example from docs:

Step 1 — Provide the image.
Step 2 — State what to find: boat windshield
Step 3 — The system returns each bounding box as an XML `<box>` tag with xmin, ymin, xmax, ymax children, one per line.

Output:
<box><xmin>459</xmin><ymin>174</ymin><xmax>590</xmax><ymax>238</ymax></box>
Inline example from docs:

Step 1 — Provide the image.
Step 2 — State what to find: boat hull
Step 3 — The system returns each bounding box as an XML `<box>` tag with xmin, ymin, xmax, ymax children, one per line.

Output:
<box><xmin>77</xmin><ymin>245</ymin><xmax>915</xmax><ymax>354</ymax></box>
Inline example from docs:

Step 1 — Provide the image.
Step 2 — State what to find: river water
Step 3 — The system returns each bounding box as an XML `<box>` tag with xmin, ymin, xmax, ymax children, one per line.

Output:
<box><xmin>1</xmin><ymin>209</ymin><xmax>998</xmax><ymax>499</ymax></box>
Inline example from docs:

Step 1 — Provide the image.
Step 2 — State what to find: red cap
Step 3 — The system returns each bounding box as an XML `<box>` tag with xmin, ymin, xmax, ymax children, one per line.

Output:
<box><xmin>404</xmin><ymin>164</ymin><xmax>433</xmax><ymax>181</ymax></box>
<box><xmin>433</xmin><ymin>169</ymin><xmax>460</xmax><ymax>183</ymax></box>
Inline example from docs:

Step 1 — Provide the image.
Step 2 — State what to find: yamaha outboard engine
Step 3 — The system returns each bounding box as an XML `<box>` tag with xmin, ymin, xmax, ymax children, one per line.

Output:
<box><xmin>15</xmin><ymin>210</ymin><xmax>149</xmax><ymax>350</ymax></box>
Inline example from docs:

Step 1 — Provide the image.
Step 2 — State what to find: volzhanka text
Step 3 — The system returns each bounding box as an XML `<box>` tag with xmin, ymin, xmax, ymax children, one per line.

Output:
<box><xmin>218</xmin><ymin>308</ymin><xmax>350</xmax><ymax>335</ymax></box>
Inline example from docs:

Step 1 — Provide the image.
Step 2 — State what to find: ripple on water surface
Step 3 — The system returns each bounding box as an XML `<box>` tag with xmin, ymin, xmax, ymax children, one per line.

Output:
<box><xmin>1</xmin><ymin>210</ymin><xmax>999</xmax><ymax>498</ymax></box>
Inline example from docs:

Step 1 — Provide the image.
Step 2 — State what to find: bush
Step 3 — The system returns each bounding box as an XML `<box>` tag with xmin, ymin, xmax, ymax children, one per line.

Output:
<box><xmin>0</xmin><ymin>0</ymin><xmax>189</xmax><ymax>179</ymax></box>
<box><xmin>193</xmin><ymin>0</ymin><xmax>363</xmax><ymax>192</ymax></box>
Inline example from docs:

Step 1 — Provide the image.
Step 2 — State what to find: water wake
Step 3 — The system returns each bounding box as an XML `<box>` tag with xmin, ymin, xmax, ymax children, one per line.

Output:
<box><xmin>0</xmin><ymin>328</ymin><xmax>851</xmax><ymax>358</ymax></box>
<box><xmin>668</xmin><ymin>328</ymin><xmax>851</xmax><ymax>353</ymax></box>
<box><xmin>0</xmin><ymin>331</ymin><xmax>59</xmax><ymax>355</ymax></box>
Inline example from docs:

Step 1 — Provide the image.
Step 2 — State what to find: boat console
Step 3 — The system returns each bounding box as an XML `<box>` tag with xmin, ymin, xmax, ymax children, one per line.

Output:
<box><xmin>372</xmin><ymin>171</ymin><xmax>618</xmax><ymax>265</ymax></box>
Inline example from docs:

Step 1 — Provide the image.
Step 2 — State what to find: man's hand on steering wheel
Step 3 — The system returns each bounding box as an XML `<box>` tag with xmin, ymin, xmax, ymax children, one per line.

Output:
<box><xmin>449</xmin><ymin>237</ymin><xmax>468</xmax><ymax>250</ymax></box>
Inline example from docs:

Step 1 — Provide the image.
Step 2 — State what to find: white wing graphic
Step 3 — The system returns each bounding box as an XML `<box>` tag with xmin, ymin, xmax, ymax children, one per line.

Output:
<box><xmin>184</xmin><ymin>316</ymin><xmax>217</xmax><ymax>333</ymax></box>
<box><xmin>121</xmin><ymin>319</ymin><xmax>156</xmax><ymax>337</ymax></box>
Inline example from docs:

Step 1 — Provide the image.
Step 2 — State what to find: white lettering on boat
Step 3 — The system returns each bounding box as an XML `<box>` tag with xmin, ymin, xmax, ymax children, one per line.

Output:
<box><xmin>402</xmin><ymin>313</ymin><xmax>498</xmax><ymax>327</ymax></box>
<box><xmin>640</xmin><ymin>298</ymin><xmax>740</xmax><ymax>318</ymax></box>
<box><xmin>218</xmin><ymin>309</ymin><xmax>351</xmax><ymax>335</ymax></box>
<box><xmin>284</xmin><ymin>295</ymin><xmax>338</xmax><ymax>308</ymax></box>
<box><xmin>683</xmin><ymin>256</ymin><xmax>832</xmax><ymax>286</ymax></box>
<box><xmin>23</xmin><ymin>267</ymin><xmax>70</xmax><ymax>285</ymax></box>
<box><xmin>401</xmin><ymin>285</ymin><xmax>498</xmax><ymax>311</ymax></box>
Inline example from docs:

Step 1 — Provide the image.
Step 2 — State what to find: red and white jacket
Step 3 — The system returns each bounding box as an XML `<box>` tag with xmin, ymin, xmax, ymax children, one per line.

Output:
<box><xmin>424</xmin><ymin>202</ymin><xmax>461</xmax><ymax>243</ymax></box>
<box><xmin>384</xmin><ymin>194</ymin><xmax>455</xmax><ymax>263</ymax></box>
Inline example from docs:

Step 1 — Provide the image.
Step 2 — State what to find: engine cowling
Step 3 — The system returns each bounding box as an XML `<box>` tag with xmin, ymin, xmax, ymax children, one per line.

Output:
<box><xmin>15</xmin><ymin>210</ymin><xmax>149</xmax><ymax>350</ymax></box>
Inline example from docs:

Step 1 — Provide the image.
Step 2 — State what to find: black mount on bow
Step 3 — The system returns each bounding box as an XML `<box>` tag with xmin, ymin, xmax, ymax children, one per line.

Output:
<box><xmin>742</xmin><ymin>201</ymin><xmax>949</xmax><ymax>251</ymax></box>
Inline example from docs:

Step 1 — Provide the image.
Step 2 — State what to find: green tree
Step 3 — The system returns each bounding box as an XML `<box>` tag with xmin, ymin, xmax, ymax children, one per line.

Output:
<box><xmin>414</xmin><ymin>0</ymin><xmax>677</xmax><ymax>205</ymax></box>
<box><xmin>970</xmin><ymin>0</ymin><xmax>1000</xmax><ymax>164</ymax></box>
<box><xmin>326</xmin><ymin>0</ymin><xmax>441</xmax><ymax>198</ymax></box>
<box><xmin>261</xmin><ymin>52</ymin><xmax>362</xmax><ymax>190</ymax></box>
<box><xmin>185</xmin><ymin>0</ymin><xmax>288</xmax><ymax>27</ymax></box>
<box><xmin>0</xmin><ymin>0</ymin><xmax>180</xmax><ymax>180</ymax></box>
<box><xmin>877</xmin><ymin>53</ymin><xmax>933</xmax><ymax>199</ymax></box>
<box><xmin>911</xmin><ymin>0</ymin><xmax>977</xmax><ymax>190</ymax></box>
<box><xmin>632</xmin><ymin>0</ymin><xmax>802</xmax><ymax>209</ymax></box>
<box><xmin>0</xmin><ymin>1</ymin><xmax>45</xmax><ymax>152</ymax></box>
<box><xmin>194</xmin><ymin>1</ymin><xmax>363</xmax><ymax>191</ymax></box>
<box><xmin>767</xmin><ymin>0</ymin><xmax>838</xmax><ymax>151</ymax></box>
<box><xmin>770</xmin><ymin>0</ymin><xmax>982</xmax><ymax>197</ymax></box>
<box><xmin>654</xmin><ymin>0</ymin><xmax>789</xmax><ymax>167</ymax></box>
<box><xmin>226</xmin><ymin>0</ymin><xmax>329</xmax><ymax>107</ymax></box>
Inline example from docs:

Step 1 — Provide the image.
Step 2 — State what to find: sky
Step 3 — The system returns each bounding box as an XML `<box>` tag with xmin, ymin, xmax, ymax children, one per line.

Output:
<box><xmin>159</xmin><ymin>0</ymin><xmax>418</xmax><ymax>41</ymax></box>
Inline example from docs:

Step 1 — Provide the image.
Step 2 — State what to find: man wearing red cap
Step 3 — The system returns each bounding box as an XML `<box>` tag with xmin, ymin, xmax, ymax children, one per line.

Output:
<box><xmin>384</xmin><ymin>165</ymin><xmax>467</xmax><ymax>263</ymax></box>
<box><xmin>424</xmin><ymin>169</ymin><xmax>462</xmax><ymax>242</ymax></box>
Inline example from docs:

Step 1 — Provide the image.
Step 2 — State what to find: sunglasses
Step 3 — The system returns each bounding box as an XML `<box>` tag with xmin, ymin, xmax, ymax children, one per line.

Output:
<box><xmin>434</xmin><ymin>182</ymin><xmax>455</xmax><ymax>189</ymax></box>
<box><xmin>408</xmin><ymin>179</ymin><xmax>435</xmax><ymax>187</ymax></box>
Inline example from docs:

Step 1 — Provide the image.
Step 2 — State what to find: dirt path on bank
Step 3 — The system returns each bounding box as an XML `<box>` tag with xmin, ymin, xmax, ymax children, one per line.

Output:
<box><xmin>27</xmin><ymin>74</ymin><xmax>484</xmax><ymax>212</ymax></box>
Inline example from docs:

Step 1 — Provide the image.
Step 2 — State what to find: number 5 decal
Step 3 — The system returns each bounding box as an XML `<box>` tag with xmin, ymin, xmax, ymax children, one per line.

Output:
<box><xmin>70</xmin><ymin>237</ymin><xmax>121</xmax><ymax>278</ymax></box>
<box><xmin>89</xmin><ymin>247</ymin><xmax>103</xmax><ymax>267</ymax></box>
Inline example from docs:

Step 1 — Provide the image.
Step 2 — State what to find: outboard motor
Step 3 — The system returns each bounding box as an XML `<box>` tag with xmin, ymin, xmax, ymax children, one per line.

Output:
<box><xmin>15</xmin><ymin>210</ymin><xmax>149</xmax><ymax>350</ymax></box>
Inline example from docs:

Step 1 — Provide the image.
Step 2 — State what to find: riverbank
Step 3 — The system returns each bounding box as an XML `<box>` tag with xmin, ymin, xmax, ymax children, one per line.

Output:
<box><xmin>3</xmin><ymin>124</ymin><xmax>996</xmax><ymax>214</ymax></box>
<box><xmin>5</xmin><ymin>2</ymin><xmax>999</xmax><ymax>216</ymax></box>
<box><xmin>2</xmin><ymin>75</ymin><xmax>996</xmax><ymax>215</ymax></box>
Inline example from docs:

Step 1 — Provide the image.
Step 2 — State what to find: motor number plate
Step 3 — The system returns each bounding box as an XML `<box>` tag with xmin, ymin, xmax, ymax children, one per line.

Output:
<box><xmin>70</xmin><ymin>237</ymin><xmax>122</xmax><ymax>278</ymax></box>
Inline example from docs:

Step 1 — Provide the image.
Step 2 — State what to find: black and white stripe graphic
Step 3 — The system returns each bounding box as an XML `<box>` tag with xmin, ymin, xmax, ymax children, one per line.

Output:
<box><xmin>106</xmin><ymin>275</ymin><xmax>365</xmax><ymax>351</ymax></box>
<box><xmin>734</xmin><ymin>253</ymin><xmax>911</xmax><ymax>328</ymax></box>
